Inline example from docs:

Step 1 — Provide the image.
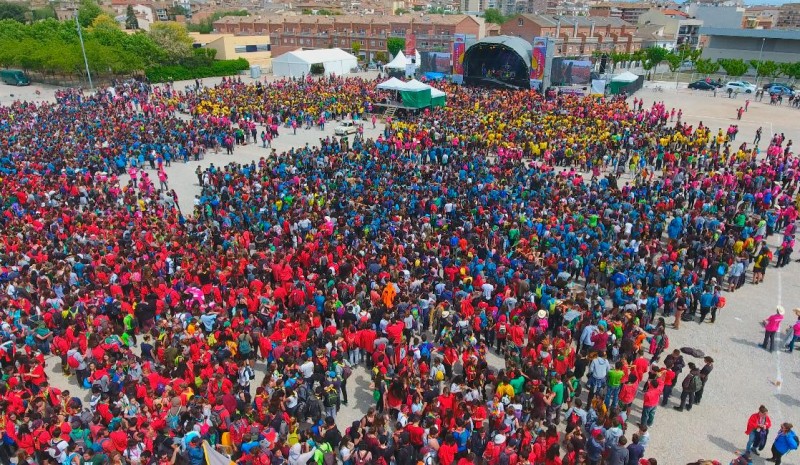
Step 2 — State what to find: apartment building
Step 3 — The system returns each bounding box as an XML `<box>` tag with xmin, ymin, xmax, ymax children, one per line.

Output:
<box><xmin>213</xmin><ymin>14</ymin><xmax>482</xmax><ymax>62</ymax></box>
<box><xmin>499</xmin><ymin>14</ymin><xmax>642</xmax><ymax>55</ymax></box>
<box><xmin>589</xmin><ymin>2</ymin><xmax>653</xmax><ymax>24</ymax></box>
<box><xmin>776</xmin><ymin>3</ymin><xmax>800</xmax><ymax>29</ymax></box>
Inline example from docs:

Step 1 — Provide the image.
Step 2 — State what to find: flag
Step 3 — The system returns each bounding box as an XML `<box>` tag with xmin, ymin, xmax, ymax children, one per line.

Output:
<box><xmin>203</xmin><ymin>441</ymin><xmax>235</xmax><ymax>465</ymax></box>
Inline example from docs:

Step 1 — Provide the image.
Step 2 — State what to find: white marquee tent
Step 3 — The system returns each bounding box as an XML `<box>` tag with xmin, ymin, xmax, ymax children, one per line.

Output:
<box><xmin>272</xmin><ymin>48</ymin><xmax>358</xmax><ymax>78</ymax></box>
<box><xmin>384</xmin><ymin>50</ymin><xmax>422</xmax><ymax>70</ymax></box>
<box><xmin>376</xmin><ymin>77</ymin><xmax>409</xmax><ymax>91</ymax></box>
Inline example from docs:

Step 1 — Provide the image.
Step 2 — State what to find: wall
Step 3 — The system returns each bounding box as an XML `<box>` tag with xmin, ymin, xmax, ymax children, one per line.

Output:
<box><xmin>703</xmin><ymin>35</ymin><xmax>800</xmax><ymax>63</ymax></box>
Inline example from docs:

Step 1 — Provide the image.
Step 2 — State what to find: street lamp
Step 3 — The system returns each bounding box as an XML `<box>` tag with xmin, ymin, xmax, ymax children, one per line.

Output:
<box><xmin>756</xmin><ymin>37</ymin><xmax>765</xmax><ymax>86</ymax></box>
<box><xmin>74</xmin><ymin>1</ymin><xmax>94</xmax><ymax>91</ymax></box>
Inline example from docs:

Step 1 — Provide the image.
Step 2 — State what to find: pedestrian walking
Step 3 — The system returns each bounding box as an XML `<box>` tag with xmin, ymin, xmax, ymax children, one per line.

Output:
<box><xmin>785</xmin><ymin>309</ymin><xmax>800</xmax><ymax>353</ymax></box>
<box><xmin>737</xmin><ymin>107</ymin><xmax>744</xmax><ymax>120</ymax></box>
<box><xmin>762</xmin><ymin>306</ymin><xmax>785</xmax><ymax>353</ymax></box>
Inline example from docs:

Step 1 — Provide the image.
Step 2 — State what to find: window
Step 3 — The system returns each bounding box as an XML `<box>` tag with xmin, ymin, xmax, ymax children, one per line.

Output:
<box><xmin>234</xmin><ymin>46</ymin><xmax>247</xmax><ymax>52</ymax></box>
<box><xmin>256</xmin><ymin>44</ymin><xmax>270</xmax><ymax>51</ymax></box>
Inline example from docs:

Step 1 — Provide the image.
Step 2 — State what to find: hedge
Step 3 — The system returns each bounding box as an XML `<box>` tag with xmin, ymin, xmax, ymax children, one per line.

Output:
<box><xmin>145</xmin><ymin>58</ymin><xmax>250</xmax><ymax>83</ymax></box>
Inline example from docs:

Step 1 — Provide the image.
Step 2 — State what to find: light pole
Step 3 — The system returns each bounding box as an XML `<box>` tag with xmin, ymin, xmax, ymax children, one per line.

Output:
<box><xmin>74</xmin><ymin>2</ymin><xmax>94</xmax><ymax>91</ymax></box>
<box><xmin>756</xmin><ymin>37</ymin><xmax>765</xmax><ymax>86</ymax></box>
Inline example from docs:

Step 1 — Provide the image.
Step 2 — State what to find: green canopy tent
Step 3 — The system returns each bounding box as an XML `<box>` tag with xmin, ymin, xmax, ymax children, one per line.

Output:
<box><xmin>430</xmin><ymin>86</ymin><xmax>446</xmax><ymax>107</ymax></box>
<box><xmin>400</xmin><ymin>79</ymin><xmax>432</xmax><ymax>109</ymax></box>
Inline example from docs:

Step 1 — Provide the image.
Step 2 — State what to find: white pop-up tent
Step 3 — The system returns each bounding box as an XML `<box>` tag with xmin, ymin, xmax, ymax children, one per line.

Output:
<box><xmin>384</xmin><ymin>50</ymin><xmax>422</xmax><ymax>70</ymax></box>
<box><xmin>272</xmin><ymin>48</ymin><xmax>358</xmax><ymax>78</ymax></box>
<box><xmin>611</xmin><ymin>71</ymin><xmax>639</xmax><ymax>83</ymax></box>
<box><xmin>376</xmin><ymin>77</ymin><xmax>410</xmax><ymax>91</ymax></box>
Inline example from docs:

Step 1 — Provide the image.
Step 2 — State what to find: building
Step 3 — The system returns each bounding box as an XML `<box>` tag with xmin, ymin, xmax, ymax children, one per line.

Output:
<box><xmin>189</xmin><ymin>32</ymin><xmax>272</xmax><ymax>67</ymax></box>
<box><xmin>546</xmin><ymin>0</ymin><xmax>590</xmax><ymax>17</ymax></box>
<box><xmin>499</xmin><ymin>14</ymin><xmax>641</xmax><ymax>55</ymax></box>
<box><xmin>494</xmin><ymin>0</ymin><xmax>548</xmax><ymax>16</ymax></box>
<box><xmin>685</xmin><ymin>4</ymin><xmax>743</xmax><ymax>29</ymax></box>
<box><xmin>742</xmin><ymin>6</ymin><xmax>779</xmax><ymax>29</ymax></box>
<box><xmin>776</xmin><ymin>3</ymin><xmax>800</xmax><ymax>29</ymax></box>
<box><xmin>213</xmin><ymin>14</ymin><xmax>482</xmax><ymax>62</ymax></box>
<box><xmin>638</xmin><ymin>9</ymin><xmax>703</xmax><ymax>49</ymax></box>
<box><xmin>589</xmin><ymin>3</ymin><xmax>653</xmax><ymax>24</ymax></box>
<box><xmin>701</xmin><ymin>27</ymin><xmax>800</xmax><ymax>63</ymax></box>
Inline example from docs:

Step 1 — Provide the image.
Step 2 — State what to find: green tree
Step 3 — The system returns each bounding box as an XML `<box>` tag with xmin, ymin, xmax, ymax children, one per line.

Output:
<box><xmin>351</xmin><ymin>40</ymin><xmax>361</xmax><ymax>57</ymax></box>
<box><xmin>483</xmin><ymin>8</ymin><xmax>506</xmax><ymax>24</ymax></box>
<box><xmin>665</xmin><ymin>52</ymin><xmax>682</xmax><ymax>73</ymax></box>
<box><xmin>718</xmin><ymin>58</ymin><xmax>748</xmax><ymax>77</ymax></box>
<box><xmin>374</xmin><ymin>51</ymin><xmax>388</xmax><ymax>63</ymax></box>
<box><xmin>779</xmin><ymin>62</ymin><xmax>800</xmax><ymax>80</ymax></box>
<box><xmin>694</xmin><ymin>58</ymin><xmax>720</xmax><ymax>76</ymax></box>
<box><xmin>149</xmin><ymin>22</ymin><xmax>193</xmax><ymax>63</ymax></box>
<box><xmin>31</xmin><ymin>6</ymin><xmax>56</xmax><ymax>21</ymax></box>
<box><xmin>387</xmin><ymin>37</ymin><xmax>404</xmax><ymax>57</ymax></box>
<box><xmin>78</xmin><ymin>0</ymin><xmax>103</xmax><ymax>28</ymax></box>
<box><xmin>122</xmin><ymin>31</ymin><xmax>166</xmax><ymax>66</ymax></box>
<box><xmin>125</xmin><ymin>5</ymin><xmax>139</xmax><ymax>30</ymax></box>
<box><xmin>0</xmin><ymin>2</ymin><xmax>29</xmax><ymax>22</ymax></box>
<box><xmin>643</xmin><ymin>46</ymin><xmax>669</xmax><ymax>71</ymax></box>
<box><xmin>168</xmin><ymin>5</ymin><xmax>187</xmax><ymax>20</ymax></box>
<box><xmin>749</xmin><ymin>59</ymin><xmax>779</xmax><ymax>78</ymax></box>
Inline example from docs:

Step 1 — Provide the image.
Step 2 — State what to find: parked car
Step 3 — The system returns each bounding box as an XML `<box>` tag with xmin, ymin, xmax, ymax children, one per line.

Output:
<box><xmin>725</xmin><ymin>81</ymin><xmax>756</xmax><ymax>94</ymax></box>
<box><xmin>688</xmin><ymin>80</ymin><xmax>716</xmax><ymax>90</ymax></box>
<box><xmin>762</xmin><ymin>82</ymin><xmax>794</xmax><ymax>90</ymax></box>
<box><xmin>0</xmin><ymin>69</ymin><xmax>30</xmax><ymax>86</ymax></box>
<box><xmin>334</xmin><ymin>120</ymin><xmax>361</xmax><ymax>136</ymax></box>
<box><xmin>767</xmin><ymin>84</ymin><xmax>795</xmax><ymax>96</ymax></box>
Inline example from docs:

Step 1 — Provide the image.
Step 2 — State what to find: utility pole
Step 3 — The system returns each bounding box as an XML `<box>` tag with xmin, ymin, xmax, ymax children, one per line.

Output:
<box><xmin>756</xmin><ymin>37</ymin><xmax>765</xmax><ymax>86</ymax></box>
<box><xmin>74</xmin><ymin>0</ymin><xmax>94</xmax><ymax>91</ymax></box>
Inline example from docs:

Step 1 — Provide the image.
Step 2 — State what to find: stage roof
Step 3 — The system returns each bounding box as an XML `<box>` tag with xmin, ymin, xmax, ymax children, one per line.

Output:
<box><xmin>467</xmin><ymin>36</ymin><xmax>533</xmax><ymax>70</ymax></box>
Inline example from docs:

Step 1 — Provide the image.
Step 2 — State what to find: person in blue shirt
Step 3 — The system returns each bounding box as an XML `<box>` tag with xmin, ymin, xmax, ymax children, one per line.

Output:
<box><xmin>769</xmin><ymin>422</ymin><xmax>799</xmax><ymax>464</ymax></box>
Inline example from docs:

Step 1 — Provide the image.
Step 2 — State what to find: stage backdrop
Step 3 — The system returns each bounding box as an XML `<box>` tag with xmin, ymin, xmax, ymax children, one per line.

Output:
<box><xmin>451</xmin><ymin>34</ymin><xmax>466</xmax><ymax>84</ymax></box>
<box><xmin>550</xmin><ymin>58</ymin><xmax>592</xmax><ymax>86</ymax></box>
<box><xmin>420</xmin><ymin>52</ymin><xmax>452</xmax><ymax>74</ymax></box>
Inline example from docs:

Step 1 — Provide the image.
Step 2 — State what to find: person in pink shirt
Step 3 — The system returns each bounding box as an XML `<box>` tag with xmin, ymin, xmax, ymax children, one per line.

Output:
<box><xmin>762</xmin><ymin>305</ymin><xmax>785</xmax><ymax>352</ymax></box>
<box><xmin>785</xmin><ymin>309</ymin><xmax>800</xmax><ymax>353</ymax></box>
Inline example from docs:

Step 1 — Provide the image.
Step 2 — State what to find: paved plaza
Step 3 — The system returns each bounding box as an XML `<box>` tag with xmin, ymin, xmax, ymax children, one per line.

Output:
<box><xmin>10</xmin><ymin>76</ymin><xmax>798</xmax><ymax>465</ymax></box>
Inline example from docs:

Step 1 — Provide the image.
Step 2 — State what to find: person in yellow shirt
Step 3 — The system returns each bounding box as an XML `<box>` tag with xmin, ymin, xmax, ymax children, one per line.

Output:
<box><xmin>495</xmin><ymin>376</ymin><xmax>515</xmax><ymax>400</ymax></box>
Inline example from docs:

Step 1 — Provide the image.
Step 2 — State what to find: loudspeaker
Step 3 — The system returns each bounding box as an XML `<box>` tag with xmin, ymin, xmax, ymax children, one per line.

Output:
<box><xmin>599</xmin><ymin>55</ymin><xmax>607</xmax><ymax>74</ymax></box>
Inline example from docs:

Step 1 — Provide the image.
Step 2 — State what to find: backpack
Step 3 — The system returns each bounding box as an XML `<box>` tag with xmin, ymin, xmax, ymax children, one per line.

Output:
<box><xmin>67</xmin><ymin>354</ymin><xmax>80</xmax><ymax>369</ymax></box>
<box><xmin>663</xmin><ymin>335</ymin><xmax>670</xmax><ymax>350</ymax></box>
<box><xmin>717</xmin><ymin>296</ymin><xmax>726</xmax><ymax>309</ymax></box>
<box><xmin>498</xmin><ymin>324</ymin><xmax>508</xmax><ymax>336</ymax></box>
<box><xmin>239</xmin><ymin>338</ymin><xmax>252</xmax><ymax>354</ymax></box>
<box><xmin>567</xmin><ymin>410</ymin><xmax>583</xmax><ymax>428</ymax></box>
<box><xmin>210</xmin><ymin>408</ymin><xmax>223</xmax><ymax>428</ymax></box>
<box><xmin>287</xmin><ymin>427</ymin><xmax>300</xmax><ymax>446</ymax></box>
<box><xmin>690</xmin><ymin>375</ymin><xmax>703</xmax><ymax>393</ymax></box>
<box><xmin>325</xmin><ymin>388</ymin><xmax>339</xmax><ymax>407</ymax></box>
<box><xmin>498</xmin><ymin>450</ymin><xmax>510</xmax><ymax>465</ymax></box>
<box><xmin>322</xmin><ymin>446</ymin><xmax>336</xmax><ymax>465</ymax></box>
<box><xmin>166</xmin><ymin>408</ymin><xmax>181</xmax><ymax>430</ymax></box>
<box><xmin>342</xmin><ymin>365</ymin><xmax>352</xmax><ymax>380</ymax></box>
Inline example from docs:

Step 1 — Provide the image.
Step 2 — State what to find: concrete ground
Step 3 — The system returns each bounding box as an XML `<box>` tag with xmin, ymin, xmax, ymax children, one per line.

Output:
<box><xmin>19</xmin><ymin>78</ymin><xmax>800</xmax><ymax>465</ymax></box>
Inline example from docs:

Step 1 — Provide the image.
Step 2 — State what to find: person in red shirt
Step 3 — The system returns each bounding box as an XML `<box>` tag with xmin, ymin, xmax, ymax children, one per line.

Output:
<box><xmin>641</xmin><ymin>372</ymin><xmax>666</xmax><ymax>427</ymax></box>
<box><xmin>437</xmin><ymin>435</ymin><xmax>458</xmax><ymax>465</ymax></box>
<box><xmin>618</xmin><ymin>374</ymin><xmax>639</xmax><ymax>417</ymax></box>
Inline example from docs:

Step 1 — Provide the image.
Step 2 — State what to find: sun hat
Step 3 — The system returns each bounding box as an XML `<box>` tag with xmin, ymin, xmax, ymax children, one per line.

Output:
<box><xmin>494</xmin><ymin>434</ymin><xmax>506</xmax><ymax>444</ymax></box>
<box><xmin>537</xmin><ymin>309</ymin><xmax>547</xmax><ymax>319</ymax></box>
<box><xmin>777</xmin><ymin>305</ymin><xmax>785</xmax><ymax>315</ymax></box>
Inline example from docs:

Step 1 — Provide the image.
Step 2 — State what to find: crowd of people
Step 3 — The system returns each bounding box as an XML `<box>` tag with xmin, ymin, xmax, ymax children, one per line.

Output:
<box><xmin>0</xmin><ymin>74</ymin><xmax>797</xmax><ymax>465</ymax></box>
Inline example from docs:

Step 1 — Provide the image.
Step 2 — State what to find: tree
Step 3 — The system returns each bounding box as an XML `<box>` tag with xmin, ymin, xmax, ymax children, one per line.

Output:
<box><xmin>310</xmin><ymin>63</ymin><xmax>324</xmax><ymax>74</ymax></box>
<box><xmin>749</xmin><ymin>59</ymin><xmax>779</xmax><ymax>78</ymax></box>
<box><xmin>483</xmin><ymin>8</ymin><xmax>506</xmax><ymax>24</ymax></box>
<box><xmin>0</xmin><ymin>2</ymin><xmax>28</xmax><ymax>22</ymax></box>
<box><xmin>374</xmin><ymin>51</ymin><xmax>388</xmax><ymax>63</ymax></box>
<box><xmin>78</xmin><ymin>0</ymin><xmax>103</xmax><ymax>28</ymax></box>
<box><xmin>643</xmin><ymin>46</ymin><xmax>669</xmax><ymax>71</ymax></box>
<box><xmin>779</xmin><ymin>62</ymin><xmax>800</xmax><ymax>80</ymax></box>
<box><xmin>694</xmin><ymin>58</ymin><xmax>720</xmax><ymax>76</ymax></box>
<box><xmin>351</xmin><ymin>41</ymin><xmax>361</xmax><ymax>57</ymax></box>
<box><xmin>387</xmin><ymin>37</ymin><xmax>404</xmax><ymax>57</ymax></box>
<box><xmin>125</xmin><ymin>5</ymin><xmax>139</xmax><ymax>30</ymax></box>
<box><xmin>168</xmin><ymin>5</ymin><xmax>188</xmax><ymax>20</ymax></box>
<box><xmin>666</xmin><ymin>52</ymin><xmax>682</xmax><ymax>73</ymax></box>
<box><xmin>717</xmin><ymin>58</ymin><xmax>748</xmax><ymax>77</ymax></box>
<box><xmin>149</xmin><ymin>22</ymin><xmax>193</xmax><ymax>63</ymax></box>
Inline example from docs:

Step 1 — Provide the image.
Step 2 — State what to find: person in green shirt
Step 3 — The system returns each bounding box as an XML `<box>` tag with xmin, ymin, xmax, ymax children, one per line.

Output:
<box><xmin>549</xmin><ymin>376</ymin><xmax>566</xmax><ymax>423</ymax></box>
<box><xmin>509</xmin><ymin>372</ymin><xmax>526</xmax><ymax>396</ymax></box>
<box><xmin>604</xmin><ymin>361</ymin><xmax>626</xmax><ymax>409</ymax></box>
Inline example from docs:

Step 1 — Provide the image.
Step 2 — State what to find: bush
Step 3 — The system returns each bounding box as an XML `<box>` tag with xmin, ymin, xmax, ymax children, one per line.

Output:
<box><xmin>145</xmin><ymin>58</ymin><xmax>249</xmax><ymax>82</ymax></box>
<box><xmin>310</xmin><ymin>63</ymin><xmax>325</xmax><ymax>75</ymax></box>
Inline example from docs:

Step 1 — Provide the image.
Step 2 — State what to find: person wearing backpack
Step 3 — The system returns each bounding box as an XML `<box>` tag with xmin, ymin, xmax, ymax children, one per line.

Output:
<box><xmin>768</xmin><ymin>422</ymin><xmax>799</xmax><ymax>465</ymax></box>
<box><xmin>673</xmin><ymin>363</ymin><xmax>702</xmax><ymax>412</ymax></box>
